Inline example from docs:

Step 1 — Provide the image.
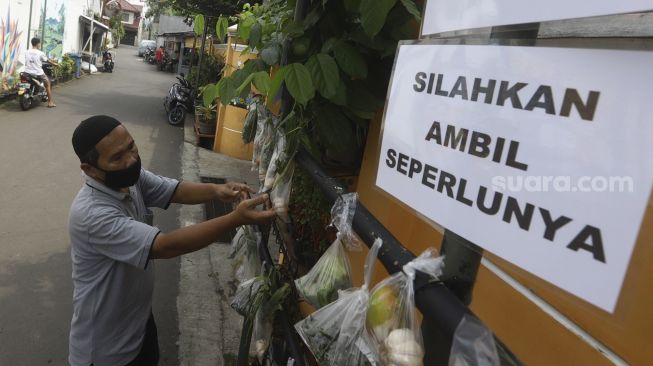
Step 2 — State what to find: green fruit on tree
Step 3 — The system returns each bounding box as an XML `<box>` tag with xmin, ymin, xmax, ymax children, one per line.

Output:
<box><xmin>367</xmin><ymin>286</ymin><xmax>398</xmax><ymax>328</ymax></box>
<box><xmin>292</xmin><ymin>37</ymin><xmax>310</xmax><ymax>57</ymax></box>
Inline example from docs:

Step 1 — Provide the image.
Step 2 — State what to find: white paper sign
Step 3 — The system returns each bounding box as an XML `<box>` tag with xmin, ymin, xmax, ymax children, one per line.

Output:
<box><xmin>376</xmin><ymin>43</ymin><xmax>653</xmax><ymax>312</ymax></box>
<box><xmin>422</xmin><ymin>0</ymin><xmax>653</xmax><ymax>36</ymax></box>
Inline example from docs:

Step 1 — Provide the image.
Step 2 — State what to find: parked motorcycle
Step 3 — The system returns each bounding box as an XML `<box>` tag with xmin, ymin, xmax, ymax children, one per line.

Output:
<box><xmin>143</xmin><ymin>47</ymin><xmax>154</xmax><ymax>63</ymax></box>
<box><xmin>164</xmin><ymin>73</ymin><xmax>194</xmax><ymax>126</ymax></box>
<box><xmin>102</xmin><ymin>50</ymin><xmax>114</xmax><ymax>73</ymax></box>
<box><xmin>17</xmin><ymin>64</ymin><xmax>54</xmax><ymax>110</ymax></box>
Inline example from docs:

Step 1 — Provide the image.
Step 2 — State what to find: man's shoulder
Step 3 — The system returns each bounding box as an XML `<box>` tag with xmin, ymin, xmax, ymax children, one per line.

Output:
<box><xmin>69</xmin><ymin>187</ymin><xmax>123</xmax><ymax>223</ymax></box>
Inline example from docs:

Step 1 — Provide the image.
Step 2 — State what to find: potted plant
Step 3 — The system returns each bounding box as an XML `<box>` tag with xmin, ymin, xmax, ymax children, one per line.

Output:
<box><xmin>195</xmin><ymin>102</ymin><xmax>217</xmax><ymax>135</ymax></box>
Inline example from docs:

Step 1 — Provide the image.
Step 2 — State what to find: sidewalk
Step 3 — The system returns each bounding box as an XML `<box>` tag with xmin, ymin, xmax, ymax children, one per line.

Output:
<box><xmin>176</xmin><ymin>121</ymin><xmax>257</xmax><ymax>365</ymax></box>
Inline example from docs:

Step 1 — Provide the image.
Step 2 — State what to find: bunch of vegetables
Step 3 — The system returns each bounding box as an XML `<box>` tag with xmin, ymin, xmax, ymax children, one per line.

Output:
<box><xmin>295</xmin><ymin>239</ymin><xmax>383</xmax><ymax>366</ymax></box>
<box><xmin>229</xmin><ymin>226</ymin><xmax>262</xmax><ymax>282</ymax></box>
<box><xmin>294</xmin><ymin>237</ymin><xmax>353</xmax><ymax>308</ymax></box>
<box><xmin>365</xmin><ymin>248</ymin><xmax>445</xmax><ymax>366</ymax></box>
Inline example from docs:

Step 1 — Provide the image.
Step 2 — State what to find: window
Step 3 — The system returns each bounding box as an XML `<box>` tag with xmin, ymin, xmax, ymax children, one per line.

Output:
<box><xmin>121</xmin><ymin>12</ymin><xmax>130</xmax><ymax>23</ymax></box>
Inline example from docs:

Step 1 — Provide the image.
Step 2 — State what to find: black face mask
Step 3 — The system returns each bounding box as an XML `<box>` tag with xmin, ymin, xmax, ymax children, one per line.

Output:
<box><xmin>97</xmin><ymin>157</ymin><xmax>141</xmax><ymax>189</ymax></box>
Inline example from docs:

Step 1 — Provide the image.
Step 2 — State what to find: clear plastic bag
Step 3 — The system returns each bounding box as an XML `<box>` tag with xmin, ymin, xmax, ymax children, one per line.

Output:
<box><xmin>251</xmin><ymin>306</ymin><xmax>274</xmax><ymax>363</ymax></box>
<box><xmin>366</xmin><ymin>248</ymin><xmax>445</xmax><ymax>366</ymax></box>
<box><xmin>330</xmin><ymin>193</ymin><xmax>361</xmax><ymax>250</ymax></box>
<box><xmin>233</xmin><ymin>227</ymin><xmax>262</xmax><ymax>283</ymax></box>
<box><xmin>258</xmin><ymin>116</ymin><xmax>278</xmax><ymax>186</ymax></box>
<box><xmin>270</xmin><ymin>162</ymin><xmax>294</xmax><ymax>223</ymax></box>
<box><xmin>294</xmin><ymin>236</ymin><xmax>354</xmax><ymax>308</ymax></box>
<box><xmin>263</xmin><ymin>131</ymin><xmax>288</xmax><ymax>191</ymax></box>
<box><xmin>230</xmin><ymin>276</ymin><xmax>266</xmax><ymax>316</ymax></box>
<box><xmin>448</xmin><ymin>314</ymin><xmax>500</xmax><ymax>366</ymax></box>
<box><xmin>295</xmin><ymin>239</ymin><xmax>383</xmax><ymax>366</ymax></box>
<box><xmin>242</xmin><ymin>101</ymin><xmax>258</xmax><ymax>144</ymax></box>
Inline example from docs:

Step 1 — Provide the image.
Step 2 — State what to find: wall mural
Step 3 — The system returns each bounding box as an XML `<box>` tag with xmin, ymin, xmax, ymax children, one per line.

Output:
<box><xmin>0</xmin><ymin>5</ymin><xmax>22</xmax><ymax>93</ymax></box>
<box><xmin>40</xmin><ymin>0</ymin><xmax>65</xmax><ymax>60</ymax></box>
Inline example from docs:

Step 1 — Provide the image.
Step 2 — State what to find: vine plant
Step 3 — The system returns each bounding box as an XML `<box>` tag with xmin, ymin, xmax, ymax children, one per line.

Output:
<box><xmin>203</xmin><ymin>0</ymin><xmax>421</xmax><ymax>171</ymax></box>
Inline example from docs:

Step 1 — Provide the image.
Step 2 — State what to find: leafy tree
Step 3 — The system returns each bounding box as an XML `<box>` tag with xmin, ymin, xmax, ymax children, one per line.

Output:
<box><xmin>109</xmin><ymin>14</ymin><xmax>125</xmax><ymax>46</ymax></box>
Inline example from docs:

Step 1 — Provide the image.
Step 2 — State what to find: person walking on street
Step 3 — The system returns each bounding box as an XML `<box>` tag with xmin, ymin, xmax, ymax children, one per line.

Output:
<box><xmin>68</xmin><ymin>115</ymin><xmax>276</xmax><ymax>366</ymax></box>
<box><xmin>24</xmin><ymin>37</ymin><xmax>57</xmax><ymax>108</ymax></box>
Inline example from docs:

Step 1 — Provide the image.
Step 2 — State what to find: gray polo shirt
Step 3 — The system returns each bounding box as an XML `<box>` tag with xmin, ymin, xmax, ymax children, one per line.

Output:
<box><xmin>68</xmin><ymin>169</ymin><xmax>178</xmax><ymax>366</ymax></box>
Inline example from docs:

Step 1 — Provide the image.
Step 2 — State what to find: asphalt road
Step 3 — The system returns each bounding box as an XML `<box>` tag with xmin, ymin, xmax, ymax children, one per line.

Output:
<box><xmin>0</xmin><ymin>46</ymin><xmax>184</xmax><ymax>365</ymax></box>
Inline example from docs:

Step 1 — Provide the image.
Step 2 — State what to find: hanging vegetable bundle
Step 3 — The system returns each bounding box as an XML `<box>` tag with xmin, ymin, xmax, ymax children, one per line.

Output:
<box><xmin>295</xmin><ymin>239</ymin><xmax>384</xmax><ymax>366</ymax></box>
<box><xmin>366</xmin><ymin>249</ymin><xmax>445</xmax><ymax>366</ymax></box>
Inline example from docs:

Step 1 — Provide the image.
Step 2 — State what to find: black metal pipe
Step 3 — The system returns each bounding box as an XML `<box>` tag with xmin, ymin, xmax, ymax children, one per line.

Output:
<box><xmin>295</xmin><ymin>150</ymin><xmax>473</xmax><ymax>337</ymax></box>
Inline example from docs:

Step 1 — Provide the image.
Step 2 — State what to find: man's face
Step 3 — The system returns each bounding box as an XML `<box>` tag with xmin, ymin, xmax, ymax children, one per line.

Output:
<box><xmin>82</xmin><ymin>125</ymin><xmax>139</xmax><ymax>181</ymax></box>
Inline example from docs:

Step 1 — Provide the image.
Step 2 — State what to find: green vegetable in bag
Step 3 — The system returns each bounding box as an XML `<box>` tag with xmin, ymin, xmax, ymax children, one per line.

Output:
<box><xmin>242</xmin><ymin>103</ymin><xmax>258</xmax><ymax>143</ymax></box>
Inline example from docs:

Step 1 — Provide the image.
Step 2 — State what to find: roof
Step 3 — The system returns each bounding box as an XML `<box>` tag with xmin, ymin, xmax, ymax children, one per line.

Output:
<box><xmin>158</xmin><ymin>15</ymin><xmax>194</xmax><ymax>35</ymax></box>
<box><xmin>118</xmin><ymin>0</ymin><xmax>140</xmax><ymax>14</ymax></box>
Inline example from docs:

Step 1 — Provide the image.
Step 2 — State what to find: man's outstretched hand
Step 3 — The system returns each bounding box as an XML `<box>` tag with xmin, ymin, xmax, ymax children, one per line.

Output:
<box><xmin>232</xmin><ymin>194</ymin><xmax>276</xmax><ymax>225</ymax></box>
<box><xmin>216</xmin><ymin>182</ymin><xmax>255</xmax><ymax>202</ymax></box>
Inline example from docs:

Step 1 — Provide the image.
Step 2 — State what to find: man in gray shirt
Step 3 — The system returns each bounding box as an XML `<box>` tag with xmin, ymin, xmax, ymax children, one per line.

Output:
<box><xmin>68</xmin><ymin>115</ymin><xmax>275</xmax><ymax>366</ymax></box>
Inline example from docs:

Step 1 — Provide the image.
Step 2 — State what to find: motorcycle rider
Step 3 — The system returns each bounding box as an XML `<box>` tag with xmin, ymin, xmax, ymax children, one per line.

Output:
<box><xmin>25</xmin><ymin>37</ymin><xmax>57</xmax><ymax>108</ymax></box>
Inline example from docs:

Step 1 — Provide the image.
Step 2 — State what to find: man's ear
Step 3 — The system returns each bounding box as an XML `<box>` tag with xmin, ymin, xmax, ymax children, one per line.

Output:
<box><xmin>81</xmin><ymin>163</ymin><xmax>102</xmax><ymax>180</ymax></box>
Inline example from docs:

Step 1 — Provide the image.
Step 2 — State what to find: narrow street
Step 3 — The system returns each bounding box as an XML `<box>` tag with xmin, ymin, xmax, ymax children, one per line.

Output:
<box><xmin>0</xmin><ymin>46</ymin><xmax>183</xmax><ymax>365</ymax></box>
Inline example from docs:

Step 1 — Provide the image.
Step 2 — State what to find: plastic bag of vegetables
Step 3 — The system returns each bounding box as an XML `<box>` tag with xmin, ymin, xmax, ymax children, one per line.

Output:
<box><xmin>270</xmin><ymin>162</ymin><xmax>294</xmax><ymax>223</ymax></box>
<box><xmin>257</xmin><ymin>116</ymin><xmax>278</xmax><ymax>186</ymax></box>
<box><xmin>230</xmin><ymin>276</ymin><xmax>266</xmax><ymax>316</ymax></box>
<box><xmin>295</xmin><ymin>239</ymin><xmax>383</xmax><ymax>366</ymax></box>
<box><xmin>366</xmin><ymin>248</ymin><xmax>445</xmax><ymax>366</ymax></box>
<box><xmin>294</xmin><ymin>235</ymin><xmax>354</xmax><ymax>308</ymax></box>
<box><xmin>250</xmin><ymin>304</ymin><xmax>274</xmax><ymax>363</ymax></box>
<box><xmin>231</xmin><ymin>227</ymin><xmax>261</xmax><ymax>283</ymax></box>
<box><xmin>330</xmin><ymin>193</ymin><xmax>361</xmax><ymax>250</ymax></box>
<box><xmin>242</xmin><ymin>101</ymin><xmax>258</xmax><ymax>144</ymax></box>
<box><xmin>448</xmin><ymin>314</ymin><xmax>500</xmax><ymax>366</ymax></box>
<box><xmin>263</xmin><ymin>131</ymin><xmax>288</xmax><ymax>191</ymax></box>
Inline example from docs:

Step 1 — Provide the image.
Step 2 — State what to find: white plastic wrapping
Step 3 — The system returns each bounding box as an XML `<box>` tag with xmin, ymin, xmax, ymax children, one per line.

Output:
<box><xmin>295</xmin><ymin>239</ymin><xmax>384</xmax><ymax>366</ymax></box>
<box><xmin>251</xmin><ymin>306</ymin><xmax>274</xmax><ymax>363</ymax></box>
<box><xmin>448</xmin><ymin>314</ymin><xmax>500</xmax><ymax>366</ymax></box>
<box><xmin>330</xmin><ymin>193</ymin><xmax>361</xmax><ymax>250</ymax></box>
<box><xmin>230</xmin><ymin>276</ymin><xmax>266</xmax><ymax>316</ymax></box>
<box><xmin>366</xmin><ymin>249</ymin><xmax>445</xmax><ymax>366</ymax></box>
<box><xmin>270</xmin><ymin>162</ymin><xmax>294</xmax><ymax>223</ymax></box>
<box><xmin>294</xmin><ymin>237</ymin><xmax>354</xmax><ymax>308</ymax></box>
<box><xmin>231</xmin><ymin>226</ymin><xmax>262</xmax><ymax>283</ymax></box>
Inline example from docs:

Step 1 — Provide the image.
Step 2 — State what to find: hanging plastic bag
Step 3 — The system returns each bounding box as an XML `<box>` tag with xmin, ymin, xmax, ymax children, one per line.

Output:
<box><xmin>258</xmin><ymin>116</ymin><xmax>278</xmax><ymax>186</ymax></box>
<box><xmin>230</xmin><ymin>276</ymin><xmax>266</xmax><ymax>316</ymax></box>
<box><xmin>233</xmin><ymin>228</ymin><xmax>262</xmax><ymax>282</ymax></box>
<box><xmin>295</xmin><ymin>239</ymin><xmax>384</xmax><ymax>366</ymax></box>
<box><xmin>252</xmin><ymin>106</ymin><xmax>274</xmax><ymax>175</ymax></box>
<box><xmin>251</xmin><ymin>306</ymin><xmax>274</xmax><ymax>363</ymax></box>
<box><xmin>330</xmin><ymin>193</ymin><xmax>361</xmax><ymax>250</ymax></box>
<box><xmin>366</xmin><ymin>248</ymin><xmax>445</xmax><ymax>366</ymax></box>
<box><xmin>270</xmin><ymin>162</ymin><xmax>294</xmax><ymax>223</ymax></box>
<box><xmin>242</xmin><ymin>101</ymin><xmax>258</xmax><ymax>144</ymax></box>
<box><xmin>263</xmin><ymin>131</ymin><xmax>288</xmax><ymax>191</ymax></box>
<box><xmin>448</xmin><ymin>314</ymin><xmax>500</xmax><ymax>366</ymax></box>
<box><xmin>294</xmin><ymin>235</ymin><xmax>354</xmax><ymax>308</ymax></box>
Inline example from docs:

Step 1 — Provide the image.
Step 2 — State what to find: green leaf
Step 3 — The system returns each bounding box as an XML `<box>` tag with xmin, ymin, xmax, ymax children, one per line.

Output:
<box><xmin>303</xmin><ymin>7</ymin><xmax>323</xmax><ymax>30</ymax></box>
<box><xmin>249</xmin><ymin>22</ymin><xmax>262</xmax><ymax>49</ymax></box>
<box><xmin>284</xmin><ymin>63</ymin><xmax>315</xmax><ymax>106</ymax></box>
<box><xmin>400</xmin><ymin>0</ymin><xmax>421</xmax><ymax>20</ymax></box>
<box><xmin>327</xmin><ymin>81</ymin><xmax>347</xmax><ymax>106</ymax></box>
<box><xmin>202</xmin><ymin>83</ymin><xmax>219</xmax><ymax>107</ymax></box>
<box><xmin>305</xmin><ymin>54</ymin><xmax>339</xmax><ymax>98</ymax></box>
<box><xmin>333</xmin><ymin>41</ymin><xmax>368</xmax><ymax>79</ymax></box>
<box><xmin>267</xmin><ymin>67</ymin><xmax>287</xmax><ymax>106</ymax></box>
<box><xmin>261</xmin><ymin>44</ymin><xmax>281</xmax><ymax>66</ymax></box>
<box><xmin>216</xmin><ymin>16</ymin><xmax>228</xmax><ymax>43</ymax></box>
<box><xmin>237</xmin><ymin>15</ymin><xmax>256</xmax><ymax>40</ymax></box>
<box><xmin>193</xmin><ymin>14</ymin><xmax>205</xmax><ymax>35</ymax></box>
<box><xmin>360</xmin><ymin>0</ymin><xmax>397</xmax><ymax>37</ymax></box>
<box><xmin>347</xmin><ymin>81</ymin><xmax>383</xmax><ymax>118</ymax></box>
<box><xmin>321</xmin><ymin>37</ymin><xmax>338</xmax><ymax>54</ymax></box>
<box><xmin>218</xmin><ymin>77</ymin><xmax>239</xmax><ymax>106</ymax></box>
<box><xmin>252</xmin><ymin>71</ymin><xmax>271</xmax><ymax>95</ymax></box>
<box><xmin>344</xmin><ymin>0</ymin><xmax>362</xmax><ymax>13</ymax></box>
<box><xmin>236</xmin><ymin>73</ymin><xmax>256</xmax><ymax>95</ymax></box>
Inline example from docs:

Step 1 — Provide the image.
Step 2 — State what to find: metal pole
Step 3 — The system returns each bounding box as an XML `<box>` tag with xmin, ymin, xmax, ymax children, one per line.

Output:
<box><xmin>27</xmin><ymin>0</ymin><xmax>34</xmax><ymax>50</ymax></box>
<box><xmin>40</xmin><ymin>0</ymin><xmax>48</xmax><ymax>41</ymax></box>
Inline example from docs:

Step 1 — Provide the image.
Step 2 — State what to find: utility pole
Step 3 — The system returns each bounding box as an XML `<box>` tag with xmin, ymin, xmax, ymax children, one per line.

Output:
<box><xmin>27</xmin><ymin>0</ymin><xmax>34</xmax><ymax>49</ymax></box>
<box><xmin>41</xmin><ymin>0</ymin><xmax>48</xmax><ymax>44</ymax></box>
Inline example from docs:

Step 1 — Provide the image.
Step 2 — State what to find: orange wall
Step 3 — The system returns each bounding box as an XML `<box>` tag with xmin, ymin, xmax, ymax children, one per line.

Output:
<box><xmin>351</xmin><ymin>114</ymin><xmax>651</xmax><ymax>365</ymax></box>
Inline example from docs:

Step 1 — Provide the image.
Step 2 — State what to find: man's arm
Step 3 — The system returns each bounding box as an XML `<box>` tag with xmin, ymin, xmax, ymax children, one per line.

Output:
<box><xmin>171</xmin><ymin>181</ymin><xmax>253</xmax><ymax>205</ymax></box>
<box><xmin>150</xmin><ymin>194</ymin><xmax>274</xmax><ymax>259</ymax></box>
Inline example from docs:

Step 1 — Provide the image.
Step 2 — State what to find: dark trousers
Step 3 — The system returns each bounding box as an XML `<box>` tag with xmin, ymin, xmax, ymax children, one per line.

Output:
<box><xmin>90</xmin><ymin>313</ymin><xmax>159</xmax><ymax>366</ymax></box>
